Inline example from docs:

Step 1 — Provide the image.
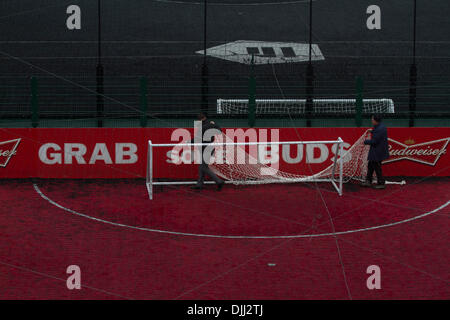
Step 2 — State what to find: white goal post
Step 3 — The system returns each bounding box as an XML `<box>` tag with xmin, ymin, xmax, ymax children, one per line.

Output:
<box><xmin>217</xmin><ymin>98</ymin><xmax>395</xmax><ymax>114</ymax></box>
<box><xmin>146</xmin><ymin>138</ymin><xmax>345</xmax><ymax>200</ymax></box>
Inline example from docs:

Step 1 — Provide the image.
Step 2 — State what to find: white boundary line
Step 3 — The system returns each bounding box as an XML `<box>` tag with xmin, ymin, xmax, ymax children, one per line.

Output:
<box><xmin>33</xmin><ymin>184</ymin><xmax>449</xmax><ymax>239</ymax></box>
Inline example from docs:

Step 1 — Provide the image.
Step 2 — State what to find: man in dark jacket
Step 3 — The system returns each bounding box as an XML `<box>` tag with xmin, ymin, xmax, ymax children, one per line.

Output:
<box><xmin>362</xmin><ymin>115</ymin><xmax>390</xmax><ymax>189</ymax></box>
<box><xmin>191</xmin><ymin>112</ymin><xmax>224</xmax><ymax>191</ymax></box>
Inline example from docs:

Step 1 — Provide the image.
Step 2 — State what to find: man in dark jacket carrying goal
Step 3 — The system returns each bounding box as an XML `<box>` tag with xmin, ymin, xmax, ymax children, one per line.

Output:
<box><xmin>191</xmin><ymin>112</ymin><xmax>225</xmax><ymax>191</ymax></box>
<box><xmin>361</xmin><ymin>115</ymin><xmax>390</xmax><ymax>189</ymax></box>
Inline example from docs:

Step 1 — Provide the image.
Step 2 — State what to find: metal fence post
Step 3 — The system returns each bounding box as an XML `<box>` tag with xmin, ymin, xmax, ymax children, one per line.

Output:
<box><xmin>409</xmin><ymin>64</ymin><xmax>417</xmax><ymax>127</ymax></box>
<box><xmin>140</xmin><ymin>77</ymin><xmax>148</xmax><ymax>127</ymax></box>
<box><xmin>305</xmin><ymin>63</ymin><xmax>314</xmax><ymax>127</ymax></box>
<box><xmin>248</xmin><ymin>54</ymin><xmax>256</xmax><ymax>128</ymax></box>
<box><xmin>31</xmin><ymin>77</ymin><xmax>39</xmax><ymax>128</ymax></box>
<box><xmin>355</xmin><ymin>76</ymin><xmax>363</xmax><ymax>127</ymax></box>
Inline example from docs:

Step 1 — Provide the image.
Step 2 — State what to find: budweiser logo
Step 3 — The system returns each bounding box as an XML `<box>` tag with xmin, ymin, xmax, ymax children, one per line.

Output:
<box><xmin>0</xmin><ymin>138</ymin><xmax>21</xmax><ymax>167</ymax></box>
<box><xmin>385</xmin><ymin>137</ymin><xmax>449</xmax><ymax>166</ymax></box>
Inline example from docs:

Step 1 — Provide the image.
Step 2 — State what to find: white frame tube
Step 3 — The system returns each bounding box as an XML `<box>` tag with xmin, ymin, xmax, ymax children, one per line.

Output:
<box><xmin>151</xmin><ymin>140</ymin><xmax>342</xmax><ymax>147</ymax></box>
<box><xmin>147</xmin><ymin>138</ymin><xmax>344</xmax><ymax>200</ymax></box>
<box><xmin>146</xmin><ymin>140</ymin><xmax>153</xmax><ymax>200</ymax></box>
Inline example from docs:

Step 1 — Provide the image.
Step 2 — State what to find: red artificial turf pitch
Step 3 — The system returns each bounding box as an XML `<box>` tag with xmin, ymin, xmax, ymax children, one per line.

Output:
<box><xmin>0</xmin><ymin>178</ymin><xmax>449</xmax><ymax>299</ymax></box>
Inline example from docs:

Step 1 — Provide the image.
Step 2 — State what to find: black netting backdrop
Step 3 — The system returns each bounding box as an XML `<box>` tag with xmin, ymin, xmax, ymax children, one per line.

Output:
<box><xmin>0</xmin><ymin>0</ymin><xmax>449</xmax><ymax>121</ymax></box>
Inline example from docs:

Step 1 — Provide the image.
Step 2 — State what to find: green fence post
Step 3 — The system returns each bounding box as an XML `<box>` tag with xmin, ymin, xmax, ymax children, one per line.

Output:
<box><xmin>248</xmin><ymin>54</ymin><xmax>256</xmax><ymax>128</ymax></box>
<box><xmin>140</xmin><ymin>77</ymin><xmax>148</xmax><ymax>127</ymax></box>
<box><xmin>408</xmin><ymin>63</ymin><xmax>417</xmax><ymax>127</ymax></box>
<box><xmin>355</xmin><ymin>76</ymin><xmax>363</xmax><ymax>127</ymax></box>
<box><xmin>31</xmin><ymin>77</ymin><xmax>39</xmax><ymax>128</ymax></box>
<box><xmin>305</xmin><ymin>63</ymin><xmax>314</xmax><ymax>127</ymax></box>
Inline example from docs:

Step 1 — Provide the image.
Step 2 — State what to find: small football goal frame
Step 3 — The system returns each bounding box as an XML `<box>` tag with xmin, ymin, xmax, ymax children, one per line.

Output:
<box><xmin>217</xmin><ymin>98</ymin><xmax>395</xmax><ymax>114</ymax></box>
<box><xmin>146</xmin><ymin>138</ymin><xmax>344</xmax><ymax>200</ymax></box>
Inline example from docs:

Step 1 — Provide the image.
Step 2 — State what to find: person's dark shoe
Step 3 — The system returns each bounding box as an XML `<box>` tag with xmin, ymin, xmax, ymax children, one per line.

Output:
<box><xmin>191</xmin><ymin>185</ymin><xmax>202</xmax><ymax>190</ymax></box>
<box><xmin>360</xmin><ymin>181</ymin><xmax>372</xmax><ymax>187</ymax></box>
<box><xmin>373</xmin><ymin>184</ymin><xmax>386</xmax><ymax>189</ymax></box>
<box><xmin>217</xmin><ymin>181</ymin><xmax>224</xmax><ymax>191</ymax></box>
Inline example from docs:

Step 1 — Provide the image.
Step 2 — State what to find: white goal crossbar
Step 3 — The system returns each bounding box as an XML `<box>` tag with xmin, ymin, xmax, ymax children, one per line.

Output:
<box><xmin>146</xmin><ymin>138</ymin><xmax>345</xmax><ymax>200</ymax></box>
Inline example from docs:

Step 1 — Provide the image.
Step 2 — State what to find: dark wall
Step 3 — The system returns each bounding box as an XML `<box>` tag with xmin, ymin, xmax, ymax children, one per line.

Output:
<box><xmin>1</xmin><ymin>0</ymin><xmax>449</xmax><ymax>116</ymax></box>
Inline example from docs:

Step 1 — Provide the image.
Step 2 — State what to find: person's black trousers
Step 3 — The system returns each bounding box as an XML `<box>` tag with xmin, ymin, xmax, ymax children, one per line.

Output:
<box><xmin>366</xmin><ymin>161</ymin><xmax>385</xmax><ymax>185</ymax></box>
<box><xmin>196</xmin><ymin>162</ymin><xmax>223</xmax><ymax>187</ymax></box>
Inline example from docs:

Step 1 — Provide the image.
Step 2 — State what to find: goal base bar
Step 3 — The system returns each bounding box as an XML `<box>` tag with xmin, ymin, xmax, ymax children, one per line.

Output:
<box><xmin>146</xmin><ymin>178</ymin><xmax>343</xmax><ymax>199</ymax></box>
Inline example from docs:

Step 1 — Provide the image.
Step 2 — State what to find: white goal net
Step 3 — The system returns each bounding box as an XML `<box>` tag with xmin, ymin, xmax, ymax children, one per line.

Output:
<box><xmin>146</xmin><ymin>130</ymin><xmax>375</xmax><ymax>200</ymax></box>
<box><xmin>208</xmin><ymin>131</ymin><xmax>370</xmax><ymax>187</ymax></box>
<box><xmin>217</xmin><ymin>99</ymin><xmax>395</xmax><ymax>114</ymax></box>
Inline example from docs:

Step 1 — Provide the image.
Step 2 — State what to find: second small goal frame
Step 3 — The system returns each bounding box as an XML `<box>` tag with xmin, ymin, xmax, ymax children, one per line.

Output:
<box><xmin>146</xmin><ymin>138</ymin><xmax>344</xmax><ymax>200</ymax></box>
<box><xmin>217</xmin><ymin>99</ymin><xmax>395</xmax><ymax>114</ymax></box>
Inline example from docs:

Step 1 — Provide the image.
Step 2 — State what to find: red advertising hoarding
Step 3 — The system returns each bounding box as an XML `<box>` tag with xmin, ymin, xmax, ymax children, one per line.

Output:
<box><xmin>0</xmin><ymin>127</ymin><xmax>448</xmax><ymax>179</ymax></box>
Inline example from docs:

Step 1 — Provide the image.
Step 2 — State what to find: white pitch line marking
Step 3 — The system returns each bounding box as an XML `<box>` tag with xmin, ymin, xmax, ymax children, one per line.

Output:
<box><xmin>33</xmin><ymin>184</ymin><xmax>449</xmax><ymax>239</ymax></box>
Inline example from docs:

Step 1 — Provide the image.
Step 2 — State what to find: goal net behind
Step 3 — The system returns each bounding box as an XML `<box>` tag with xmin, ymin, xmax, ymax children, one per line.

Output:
<box><xmin>217</xmin><ymin>99</ymin><xmax>395</xmax><ymax>114</ymax></box>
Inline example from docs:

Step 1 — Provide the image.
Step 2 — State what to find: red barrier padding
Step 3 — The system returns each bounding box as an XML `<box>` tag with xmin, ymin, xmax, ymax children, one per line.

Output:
<box><xmin>0</xmin><ymin>128</ymin><xmax>448</xmax><ymax>178</ymax></box>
